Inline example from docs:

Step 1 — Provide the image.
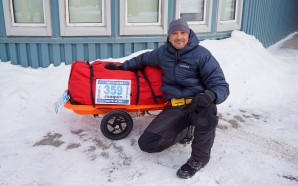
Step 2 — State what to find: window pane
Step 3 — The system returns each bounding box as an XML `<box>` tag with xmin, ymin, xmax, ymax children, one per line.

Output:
<box><xmin>68</xmin><ymin>0</ymin><xmax>102</xmax><ymax>23</ymax></box>
<box><xmin>220</xmin><ymin>0</ymin><xmax>236</xmax><ymax>21</ymax></box>
<box><xmin>127</xmin><ymin>0</ymin><xmax>159</xmax><ymax>23</ymax></box>
<box><xmin>12</xmin><ymin>0</ymin><xmax>44</xmax><ymax>23</ymax></box>
<box><xmin>180</xmin><ymin>0</ymin><xmax>204</xmax><ymax>22</ymax></box>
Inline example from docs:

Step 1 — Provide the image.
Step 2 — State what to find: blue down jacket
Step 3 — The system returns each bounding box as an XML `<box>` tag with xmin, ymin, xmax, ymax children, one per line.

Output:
<box><xmin>122</xmin><ymin>30</ymin><xmax>229</xmax><ymax>104</ymax></box>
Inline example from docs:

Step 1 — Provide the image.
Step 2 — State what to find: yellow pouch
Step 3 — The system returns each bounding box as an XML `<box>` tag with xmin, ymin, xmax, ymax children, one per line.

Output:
<box><xmin>171</xmin><ymin>98</ymin><xmax>193</xmax><ymax>106</ymax></box>
<box><xmin>171</xmin><ymin>98</ymin><xmax>186</xmax><ymax>106</ymax></box>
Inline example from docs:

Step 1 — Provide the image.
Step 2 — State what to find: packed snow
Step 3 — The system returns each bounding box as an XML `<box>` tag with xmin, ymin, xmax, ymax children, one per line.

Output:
<box><xmin>0</xmin><ymin>31</ymin><xmax>298</xmax><ymax>186</ymax></box>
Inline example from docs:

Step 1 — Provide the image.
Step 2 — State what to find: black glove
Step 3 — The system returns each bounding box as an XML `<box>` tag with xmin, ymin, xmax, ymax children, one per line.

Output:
<box><xmin>105</xmin><ymin>63</ymin><xmax>123</xmax><ymax>70</ymax></box>
<box><xmin>192</xmin><ymin>90</ymin><xmax>216</xmax><ymax>108</ymax></box>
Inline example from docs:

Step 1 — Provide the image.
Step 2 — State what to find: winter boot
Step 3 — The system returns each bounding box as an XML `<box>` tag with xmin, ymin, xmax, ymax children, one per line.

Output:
<box><xmin>179</xmin><ymin>125</ymin><xmax>195</xmax><ymax>144</ymax></box>
<box><xmin>176</xmin><ymin>158</ymin><xmax>205</xmax><ymax>179</ymax></box>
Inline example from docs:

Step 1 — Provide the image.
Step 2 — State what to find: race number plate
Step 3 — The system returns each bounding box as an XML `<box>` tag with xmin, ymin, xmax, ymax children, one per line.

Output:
<box><xmin>95</xmin><ymin>79</ymin><xmax>131</xmax><ymax>105</ymax></box>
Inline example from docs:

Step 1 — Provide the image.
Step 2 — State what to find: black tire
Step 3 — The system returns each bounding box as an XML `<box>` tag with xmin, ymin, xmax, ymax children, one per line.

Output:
<box><xmin>100</xmin><ymin>110</ymin><xmax>133</xmax><ymax>140</ymax></box>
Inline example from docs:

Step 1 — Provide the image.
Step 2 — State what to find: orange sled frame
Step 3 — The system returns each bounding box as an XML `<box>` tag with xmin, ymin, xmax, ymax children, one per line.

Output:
<box><xmin>64</xmin><ymin>101</ymin><xmax>168</xmax><ymax>140</ymax></box>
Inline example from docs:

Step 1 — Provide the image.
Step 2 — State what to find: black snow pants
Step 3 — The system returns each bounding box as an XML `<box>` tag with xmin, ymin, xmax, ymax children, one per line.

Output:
<box><xmin>138</xmin><ymin>103</ymin><xmax>218</xmax><ymax>165</ymax></box>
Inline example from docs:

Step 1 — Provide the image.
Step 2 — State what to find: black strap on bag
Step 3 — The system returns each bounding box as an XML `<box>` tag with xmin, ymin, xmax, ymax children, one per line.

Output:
<box><xmin>133</xmin><ymin>71</ymin><xmax>141</xmax><ymax>105</ymax></box>
<box><xmin>141</xmin><ymin>70</ymin><xmax>158</xmax><ymax>104</ymax></box>
<box><xmin>86</xmin><ymin>61</ymin><xmax>95</xmax><ymax>107</ymax></box>
<box><xmin>68</xmin><ymin>90</ymin><xmax>79</xmax><ymax>105</ymax></box>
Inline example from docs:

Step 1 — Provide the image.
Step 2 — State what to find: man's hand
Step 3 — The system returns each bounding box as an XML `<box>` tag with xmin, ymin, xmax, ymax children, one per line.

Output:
<box><xmin>105</xmin><ymin>63</ymin><xmax>123</xmax><ymax>70</ymax></box>
<box><xmin>192</xmin><ymin>90</ymin><xmax>216</xmax><ymax>108</ymax></box>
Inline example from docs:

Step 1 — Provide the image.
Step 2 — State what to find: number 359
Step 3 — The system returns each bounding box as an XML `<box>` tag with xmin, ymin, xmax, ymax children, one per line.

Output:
<box><xmin>104</xmin><ymin>85</ymin><xmax>123</xmax><ymax>95</ymax></box>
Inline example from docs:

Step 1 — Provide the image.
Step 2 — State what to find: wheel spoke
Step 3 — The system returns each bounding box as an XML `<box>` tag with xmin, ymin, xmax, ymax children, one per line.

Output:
<box><xmin>120</xmin><ymin>119</ymin><xmax>126</xmax><ymax>124</ymax></box>
<box><xmin>119</xmin><ymin>123</ymin><xmax>124</xmax><ymax>132</ymax></box>
<box><xmin>114</xmin><ymin>116</ymin><xmax>126</xmax><ymax>124</ymax></box>
<box><xmin>111</xmin><ymin>118</ymin><xmax>116</xmax><ymax>125</ymax></box>
<box><xmin>107</xmin><ymin>122</ymin><xmax>114</xmax><ymax>127</ymax></box>
<box><xmin>114</xmin><ymin>116</ymin><xmax>121</xmax><ymax>121</ymax></box>
<box><xmin>109</xmin><ymin>128</ymin><xmax>116</xmax><ymax>133</ymax></box>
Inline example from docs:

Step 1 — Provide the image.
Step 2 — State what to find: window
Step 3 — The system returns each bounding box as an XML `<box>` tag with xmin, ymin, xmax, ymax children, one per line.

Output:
<box><xmin>2</xmin><ymin>0</ymin><xmax>52</xmax><ymax>36</ymax></box>
<box><xmin>217</xmin><ymin>0</ymin><xmax>243</xmax><ymax>31</ymax></box>
<box><xmin>180</xmin><ymin>0</ymin><xmax>205</xmax><ymax>22</ymax></box>
<box><xmin>59</xmin><ymin>0</ymin><xmax>111</xmax><ymax>36</ymax></box>
<box><xmin>120</xmin><ymin>0</ymin><xmax>168</xmax><ymax>35</ymax></box>
<box><xmin>220</xmin><ymin>0</ymin><xmax>237</xmax><ymax>21</ymax></box>
<box><xmin>126</xmin><ymin>0</ymin><xmax>160</xmax><ymax>25</ymax></box>
<box><xmin>12</xmin><ymin>0</ymin><xmax>44</xmax><ymax>24</ymax></box>
<box><xmin>175</xmin><ymin>0</ymin><xmax>212</xmax><ymax>33</ymax></box>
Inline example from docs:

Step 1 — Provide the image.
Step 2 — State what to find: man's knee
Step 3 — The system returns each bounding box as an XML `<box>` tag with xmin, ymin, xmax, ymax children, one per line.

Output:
<box><xmin>138</xmin><ymin>131</ymin><xmax>165</xmax><ymax>153</ymax></box>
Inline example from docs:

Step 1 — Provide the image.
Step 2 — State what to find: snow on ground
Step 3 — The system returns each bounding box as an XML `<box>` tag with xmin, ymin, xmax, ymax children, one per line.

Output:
<box><xmin>0</xmin><ymin>31</ymin><xmax>298</xmax><ymax>186</ymax></box>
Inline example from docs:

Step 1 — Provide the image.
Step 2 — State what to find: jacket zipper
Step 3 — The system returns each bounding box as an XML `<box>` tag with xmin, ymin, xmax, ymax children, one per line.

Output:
<box><xmin>174</xmin><ymin>51</ymin><xmax>183</xmax><ymax>97</ymax></box>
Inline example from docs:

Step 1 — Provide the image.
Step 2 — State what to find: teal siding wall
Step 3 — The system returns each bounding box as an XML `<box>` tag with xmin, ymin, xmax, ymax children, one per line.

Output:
<box><xmin>0</xmin><ymin>39</ymin><xmax>165</xmax><ymax>67</ymax></box>
<box><xmin>1</xmin><ymin>34</ymin><xmax>230</xmax><ymax>68</ymax></box>
<box><xmin>1</xmin><ymin>0</ymin><xmax>298</xmax><ymax>68</ymax></box>
<box><xmin>241</xmin><ymin>0</ymin><xmax>298</xmax><ymax>47</ymax></box>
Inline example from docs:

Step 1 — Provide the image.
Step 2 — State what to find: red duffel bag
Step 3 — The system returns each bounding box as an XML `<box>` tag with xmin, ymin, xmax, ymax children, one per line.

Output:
<box><xmin>68</xmin><ymin>60</ymin><xmax>166</xmax><ymax>106</ymax></box>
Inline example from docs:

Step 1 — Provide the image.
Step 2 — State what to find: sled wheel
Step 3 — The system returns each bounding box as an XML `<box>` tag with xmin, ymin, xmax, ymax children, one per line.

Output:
<box><xmin>100</xmin><ymin>110</ymin><xmax>133</xmax><ymax>140</ymax></box>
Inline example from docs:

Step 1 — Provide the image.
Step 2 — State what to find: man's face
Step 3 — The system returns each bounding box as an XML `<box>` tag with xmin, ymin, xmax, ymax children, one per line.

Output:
<box><xmin>169</xmin><ymin>30</ymin><xmax>189</xmax><ymax>50</ymax></box>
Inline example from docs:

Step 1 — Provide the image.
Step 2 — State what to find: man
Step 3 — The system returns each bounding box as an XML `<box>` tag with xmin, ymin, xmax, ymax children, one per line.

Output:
<box><xmin>106</xmin><ymin>19</ymin><xmax>229</xmax><ymax>178</ymax></box>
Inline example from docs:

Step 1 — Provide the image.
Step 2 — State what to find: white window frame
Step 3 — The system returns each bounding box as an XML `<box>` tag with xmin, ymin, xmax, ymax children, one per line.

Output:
<box><xmin>120</xmin><ymin>0</ymin><xmax>168</xmax><ymax>36</ymax></box>
<box><xmin>217</xmin><ymin>0</ymin><xmax>243</xmax><ymax>31</ymax></box>
<box><xmin>59</xmin><ymin>0</ymin><xmax>111</xmax><ymax>36</ymax></box>
<box><xmin>2</xmin><ymin>0</ymin><xmax>52</xmax><ymax>36</ymax></box>
<box><xmin>175</xmin><ymin>0</ymin><xmax>212</xmax><ymax>33</ymax></box>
